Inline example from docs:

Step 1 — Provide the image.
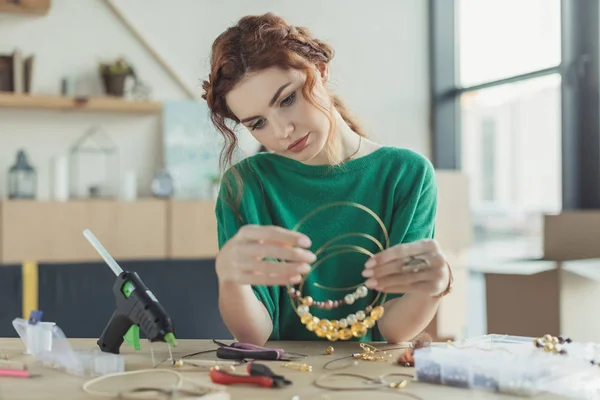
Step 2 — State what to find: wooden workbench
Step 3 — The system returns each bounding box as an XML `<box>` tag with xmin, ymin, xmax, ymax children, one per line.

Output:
<box><xmin>0</xmin><ymin>338</ymin><xmax>566</xmax><ymax>399</ymax></box>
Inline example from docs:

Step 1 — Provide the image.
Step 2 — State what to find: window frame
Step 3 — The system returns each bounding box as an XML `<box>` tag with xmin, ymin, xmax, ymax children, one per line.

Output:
<box><xmin>429</xmin><ymin>0</ymin><xmax>600</xmax><ymax>210</ymax></box>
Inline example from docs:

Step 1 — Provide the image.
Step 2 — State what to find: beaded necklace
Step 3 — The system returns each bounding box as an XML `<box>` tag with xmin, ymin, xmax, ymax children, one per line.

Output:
<box><xmin>286</xmin><ymin>201</ymin><xmax>390</xmax><ymax>341</ymax></box>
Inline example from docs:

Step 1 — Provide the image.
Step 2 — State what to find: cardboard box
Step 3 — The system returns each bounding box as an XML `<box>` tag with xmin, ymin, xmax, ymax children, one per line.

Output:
<box><xmin>428</xmin><ymin>250</ymin><xmax>469</xmax><ymax>341</ymax></box>
<box><xmin>435</xmin><ymin>170</ymin><xmax>472</xmax><ymax>252</ymax></box>
<box><xmin>425</xmin><ymin>170</ymin><xmax>471</xmax><ymax>341</ymax></box>
<box><xmin>486</xmin><ymin>260</ymin><xmax>600</xmax><ymax>342</ymax></box>
<box><xmin>544</xmin><ymin>211</ymin><xmax>600</xmax><ymax>260</ymax></box>
<box><xmin>484</xmin><ymin>211</ymin><xmax>600</xmax><ymax>341</ymax></box>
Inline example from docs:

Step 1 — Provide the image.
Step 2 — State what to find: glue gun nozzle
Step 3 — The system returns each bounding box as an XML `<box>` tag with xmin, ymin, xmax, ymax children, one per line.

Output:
<box><xmin>164</xmin><ymin>332</ymin><xmax>177</xmax><ymax>347</ymax></box>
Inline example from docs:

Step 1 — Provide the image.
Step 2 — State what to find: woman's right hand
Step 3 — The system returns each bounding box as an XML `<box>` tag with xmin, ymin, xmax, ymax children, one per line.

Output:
<box><xmin>216</xmin><ymin>225</ymin><xmax>316</xmax><ymax>286</ymax></box>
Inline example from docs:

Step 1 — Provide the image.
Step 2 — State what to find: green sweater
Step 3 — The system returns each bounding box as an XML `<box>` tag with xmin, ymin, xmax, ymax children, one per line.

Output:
<box><xmin>215</xmin><ymin>146</ymin><xmax>438</xmax><ymax>342</ymax></box>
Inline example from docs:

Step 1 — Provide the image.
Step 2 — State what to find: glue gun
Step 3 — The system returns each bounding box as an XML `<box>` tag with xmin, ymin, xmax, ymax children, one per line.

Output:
<box><xmin>83</xmin><ymin>229</ymin><xmax>177</xmax><ymax>354</ymax></box>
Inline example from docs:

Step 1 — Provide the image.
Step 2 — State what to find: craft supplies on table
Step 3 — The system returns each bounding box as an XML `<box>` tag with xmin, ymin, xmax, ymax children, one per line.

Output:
<box><xmin>214</xmin><ymin>340</ymin><xmax>307</xmax><ymax>361</ymax></box>
<box><xmin>12</xmin><ymin>317</ymin><xmax>124</xmax><ymax>377</ymax></box>
<box><xmin>414</xmin><ymin>334</ymin><xmax>600</xmax><ymax>399</ymax></box>
<box><xmin>209</xmin><ymin>362</ymin><xmax>292</xmax><ymax>388</ymax></box>
<box><xmin>0</xmin><ymin>368</ymin><xmax>39</xmax><ymax>378</ymax></box>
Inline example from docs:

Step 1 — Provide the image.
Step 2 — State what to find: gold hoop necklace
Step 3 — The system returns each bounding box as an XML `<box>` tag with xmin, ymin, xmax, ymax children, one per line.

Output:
<box><xmin>286</xmin><ymin>201</ymin><xmax>390</xmax><ymax>341</ymax></box>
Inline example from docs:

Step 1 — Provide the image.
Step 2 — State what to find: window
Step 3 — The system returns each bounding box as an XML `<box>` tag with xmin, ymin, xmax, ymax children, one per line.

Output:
<box><xmin>457</xmin><ymin>0</ymin><xmax>561</xmax><ymax>87</ymax></box>
<box><xmin>429</xmin><ymin>0</ymin><xmax>600</xmax><ymax>258</ymax></box>
<box><xmin>462</xmin><ymin>75</ymin><xmax>562</xmax><ymax>243</ymax></box>
<box><xmin>457</xmin><ymin>0</ymin><xmax>563</xmax><ymax>247</ymax></box>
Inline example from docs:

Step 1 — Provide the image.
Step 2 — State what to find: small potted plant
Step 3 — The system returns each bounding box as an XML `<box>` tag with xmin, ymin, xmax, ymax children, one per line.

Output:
<box><xmin>98</xmin><ymin>57</ymin><xmax>135</xmax><ymax>97</ymax></box>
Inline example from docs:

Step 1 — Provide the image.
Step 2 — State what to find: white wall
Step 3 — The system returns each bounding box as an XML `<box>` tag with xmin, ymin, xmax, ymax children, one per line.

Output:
<box><xmin>0</xmin><ymin>0</ymin><xmax>430</xmax><ymax>200</ymax></box>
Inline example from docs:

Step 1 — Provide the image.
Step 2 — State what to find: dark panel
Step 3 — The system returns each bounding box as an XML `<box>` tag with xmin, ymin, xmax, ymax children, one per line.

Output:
<box><xmin>561</xmin><ymin>0</ymin><xmax>600</xmax><ymax>209</ymax></box>
<box><xmin>0</xmin><ymin>265</ymin><xmax>22</xmax><ymax>337</ymax></box>
<box><xmin>429</xmin><ymin>0</ymin><xmax>460</xmax><ymax>169</ymax></box>
<box><xmin>37</xmin><ymin>259</ymin><xmax>232</xmax><ymax>343</ymax></box>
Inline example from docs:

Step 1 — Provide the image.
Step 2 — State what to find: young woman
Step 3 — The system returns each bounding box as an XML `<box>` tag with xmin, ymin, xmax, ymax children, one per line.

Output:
<box><xmin>202</xmin><ymin>13</ymin><xmax>453</xmax><ymax>346</ymax></box>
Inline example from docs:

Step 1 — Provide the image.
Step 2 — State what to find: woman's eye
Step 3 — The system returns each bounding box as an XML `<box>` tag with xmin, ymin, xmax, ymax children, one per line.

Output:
<box><xmin>280</xmin><ymin>92</ymin><xmax>296</xmax><ymax>107</ymax></box>
<box><xmin>251</xmin><ymin>119</ymin><xmax>266</xmax><ymax>130</ymax></box>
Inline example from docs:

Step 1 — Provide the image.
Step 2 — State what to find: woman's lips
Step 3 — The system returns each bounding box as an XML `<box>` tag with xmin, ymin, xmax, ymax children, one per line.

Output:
<box><xmin>287</xmin><ymin>133</ymin><xmax>309</xmax><ymax>153</ymax></box>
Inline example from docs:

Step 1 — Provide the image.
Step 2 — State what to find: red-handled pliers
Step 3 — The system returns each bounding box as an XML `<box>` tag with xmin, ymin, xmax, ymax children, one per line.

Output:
<box><xmin>209</xmin><ymin>362</ymin><xmax>292</xmax><ymax>388</ymax></box>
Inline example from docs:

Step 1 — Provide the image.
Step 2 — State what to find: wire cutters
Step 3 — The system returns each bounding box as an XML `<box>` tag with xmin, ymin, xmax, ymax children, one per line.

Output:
<box><xmin>213</xmin><ymin>340</ymin><xmax>307</xmax><ymax>361</ymax></box>
<box><xmin>209</xmin><ymin>362</ymin><xmax>292</xmax><ymax>388</ymax></box>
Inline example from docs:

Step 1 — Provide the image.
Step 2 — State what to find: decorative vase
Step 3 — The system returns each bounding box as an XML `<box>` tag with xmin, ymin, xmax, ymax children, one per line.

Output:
<box><xmin>101</xmin><ymin>73</ymin><xmax>128</xmax><ymax>97</ymax></box>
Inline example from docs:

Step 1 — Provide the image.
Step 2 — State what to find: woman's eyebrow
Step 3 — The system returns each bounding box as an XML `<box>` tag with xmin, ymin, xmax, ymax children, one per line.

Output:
<box><xmin>240</xmin><ymin>82</ymin><xmax>293</xmax><ymax>123</ymax></box>
<box><xmin>268</xmin><ymin>82</ymin><xmax>292</xmax><ymax>106</ymax></box>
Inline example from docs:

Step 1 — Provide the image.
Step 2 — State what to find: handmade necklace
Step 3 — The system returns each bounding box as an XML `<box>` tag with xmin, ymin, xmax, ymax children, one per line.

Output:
<box><xmin>287</xmin><ymin>201</ymin><xmax>390</xmax><ymax>341</ymax></box>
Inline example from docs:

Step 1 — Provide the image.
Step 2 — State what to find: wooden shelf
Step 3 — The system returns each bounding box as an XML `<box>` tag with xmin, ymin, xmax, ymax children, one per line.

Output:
<box><xmin>0</xmin><ymin>0</ymin><xmax>50</xmax><ymax>15</ymax></box>
<box><xmin>0</xmin><ymin>199</ymin><xmax>218</xmax><ymax>263</ymax></box>
<box><xmin>0</xmin><ymin>92</ymin><xmax>161</xmax><ymax>114</ymax></box>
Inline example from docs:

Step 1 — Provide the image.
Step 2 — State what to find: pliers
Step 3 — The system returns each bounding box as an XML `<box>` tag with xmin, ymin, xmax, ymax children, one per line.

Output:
<box><xmin>213</xmin><ymin>340</ymin><xmax>307</xmax><ymax>361</ymax></box>
<box><xmin>209</xmin><ymin>362</ymin><xmax>292</xmax><ymax>388</ymax></box>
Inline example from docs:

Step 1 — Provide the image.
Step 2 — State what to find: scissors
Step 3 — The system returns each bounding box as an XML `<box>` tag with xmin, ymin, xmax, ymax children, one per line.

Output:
<box><xmin>213</xmin><ymin>340</ymin><xmax>307</xmax><ymax>362</ymax></box>
<box><xmin>210</xmin><ymin>362</ymin><xmax>292</xmax><ymax>388</ymax></box>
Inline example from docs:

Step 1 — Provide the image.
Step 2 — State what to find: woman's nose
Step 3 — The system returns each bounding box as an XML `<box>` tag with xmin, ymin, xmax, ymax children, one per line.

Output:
<box><xmin>273</xmin><ymin>117</ymin><xmax>294</xmax><ymax>139</ymax></box>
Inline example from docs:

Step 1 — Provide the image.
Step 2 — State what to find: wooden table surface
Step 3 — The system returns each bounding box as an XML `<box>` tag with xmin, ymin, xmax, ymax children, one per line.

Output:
<box><xmin>0</xmin><ymin>338</ymin><xmax>565</xmax><ymax>400</ymax></box>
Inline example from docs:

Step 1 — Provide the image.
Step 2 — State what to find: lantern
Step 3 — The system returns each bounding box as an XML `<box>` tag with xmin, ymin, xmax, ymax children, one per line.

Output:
<box><xmin>69</xmin><ymin>125</ymin><xmax>119</xmax><ymax>199</ymax></box>
<box><xmin>8</xmin><ymin>149</ymin><xmax>36</xmax><ymax>200</ymax></box>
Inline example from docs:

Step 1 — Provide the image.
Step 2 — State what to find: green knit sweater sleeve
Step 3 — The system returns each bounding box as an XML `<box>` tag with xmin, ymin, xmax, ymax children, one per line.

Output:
<box><xmin>391</xmin><ymin>153</ymin><xmax>438</xmax><ymax>245</ymax></box>
<box><xmin>214</xmin><ymin>168</ymin><xmax>281</xmax><ymax>339</ymax></box>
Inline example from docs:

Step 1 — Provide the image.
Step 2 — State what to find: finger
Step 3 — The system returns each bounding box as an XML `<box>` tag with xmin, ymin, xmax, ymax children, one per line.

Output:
<box><xmin>245</xmin><ymin>243</ymin><xmax>316</xmax><ymax>263</ymax></box>
<box><xmin>366</xmin><ymin>269</ymin><xmax>436</xmax><ymax>290</ymax></box>
<box><xmin>365</xmin><ymin>239</ymin><xmax>438</xmax><ymax>268</ymax></box>
<box><xmin>248</xmin><ymin>261</ymin><xmax>312</xmax><ymax>277</ymax></box>
<box><xmin>363</xmin><ymin>255</ymin><xmax>431</xmax><ymax>280</ymax></box>
<box><xmin>363</xmin><ymin>251</ymin><xmax>445</xmax><ymax>280</ymax></box>
<box><xmin>238</xmin><ymin>225</ymin><xmax>312</xmax><ymax>248</ymax></box>
<box><xmin>240</xmin><ymin>271</ymin><xmax>305</xmax><ymax>286</ymax></box>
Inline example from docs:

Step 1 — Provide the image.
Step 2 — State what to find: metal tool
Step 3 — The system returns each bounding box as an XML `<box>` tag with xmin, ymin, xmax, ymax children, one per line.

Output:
<box><xmin>209</xmin><ymin>362</ymin><xmax>292</xmax><ymax>388</ymax></box>
<box><xmin>83</xmin><ymin>229</ymin><xmax>177</xmax><ymax>354</ymax></box>
<box><xmin>213</xmin><ymin>340</ymin><xmax>307</xmax><ymax>361</ymax></box>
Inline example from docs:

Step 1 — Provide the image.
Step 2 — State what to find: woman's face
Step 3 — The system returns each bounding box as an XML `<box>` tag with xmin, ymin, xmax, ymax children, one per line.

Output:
<box><xmin>226</xmin><ymin>66</ymin><xmax>332</xmax><ymax>165</ymax></box>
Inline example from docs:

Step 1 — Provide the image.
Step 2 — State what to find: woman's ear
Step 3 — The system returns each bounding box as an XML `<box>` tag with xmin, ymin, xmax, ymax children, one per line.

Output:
<box><xmin>315</xmin><ymin>62</ymin><xmax>329</xmax><ymax>84</ymax></box>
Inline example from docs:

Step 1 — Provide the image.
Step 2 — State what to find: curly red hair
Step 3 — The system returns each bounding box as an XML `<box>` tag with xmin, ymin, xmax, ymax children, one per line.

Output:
<box><xmin>202</xmin><ymin>13</ymin><xmax>366</xmax><ymax>217</ymax></box>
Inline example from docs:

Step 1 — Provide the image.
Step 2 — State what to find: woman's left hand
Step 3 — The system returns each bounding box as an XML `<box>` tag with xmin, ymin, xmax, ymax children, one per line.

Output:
<box><xmin>361</xmin><ymin>239</ymin><xmax>450</xmax><ymax>296</ymax></box>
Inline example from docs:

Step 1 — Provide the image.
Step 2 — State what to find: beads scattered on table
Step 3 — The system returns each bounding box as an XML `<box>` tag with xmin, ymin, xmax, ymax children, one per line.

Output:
<box><xmin>389</xmin><ymin>380</ymin><xmax>409</xmax><ymax>389</ymax></box>
<box><xmin>283</xmin><ymin>362</ymin><xmax>313</xmax><ymax>372</ymax></box>
<box><xmin>534</xmin><ymin>334</ymin><xmax>571</xmax><ymax>355</ymax></box>
<box><xmin>397</xmin><ymin>349</ymin><xmax>415</xmax><ymax>367</ymax></box>
<box><xmin>325</xmin><ymin>346</ymin><xmax>335</xmax><ymax>355</ymax></box>
<box><xmin>352</xmin><ymin>343</ymin><xmax>394</xmax><ymax>362</ymax></box>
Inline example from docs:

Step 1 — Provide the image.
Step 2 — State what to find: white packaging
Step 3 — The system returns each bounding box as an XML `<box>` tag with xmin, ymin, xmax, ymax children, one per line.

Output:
<box><xmin>50</xmin><ymin>156</ymin><xmax>69</xmax><ymax>202</ymax></box>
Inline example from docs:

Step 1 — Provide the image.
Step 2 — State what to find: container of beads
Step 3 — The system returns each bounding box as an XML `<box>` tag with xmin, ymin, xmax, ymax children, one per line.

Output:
<box><xmin>414</xmin><ymin>334</ymin><xmax>600</xmax><ymax>398</ymax></box>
